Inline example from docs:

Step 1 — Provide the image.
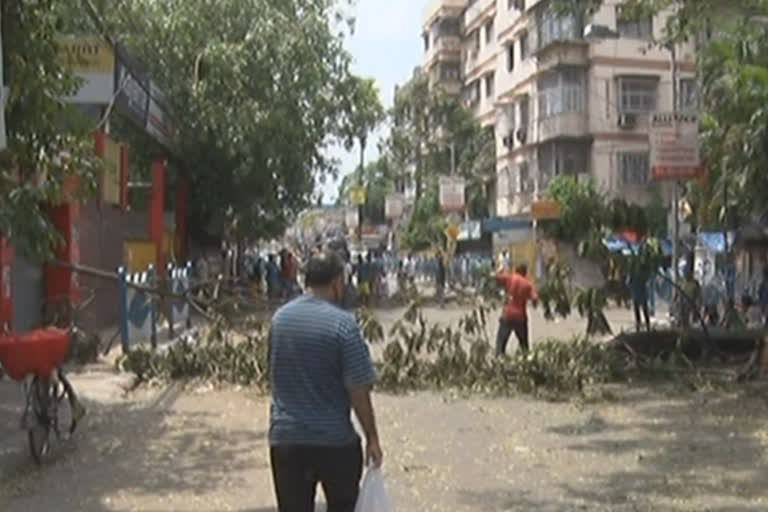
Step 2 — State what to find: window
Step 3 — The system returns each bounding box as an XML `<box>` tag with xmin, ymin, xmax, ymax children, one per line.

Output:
<box><xmin>469</xmin><ymin>29</ymin><xmax>480</xmax><ymax>55</ymax></box>
<box><xmin>556</xmin><ymin>142</ymin><xmax>589</xmax><ymax>175</ymax></box>
<box><xmin>439</xmin><ymin>18</ymin><xmax>461</xmax><ymax>37</ymax></box>
<box><xmin>423</xmin><ymin>34</ymin><xmax>430</xmax><ymax>51</ymax></box>
<box><xmin>536</xmin><ymin>7</ymin><xmax>580</xmax><ymax>49</ymax></box>
<box><xmin>519</xmin><ymin>95</ymin><xmax>530</xmax><ymax>126</ymax></box>
<box><xmin>616</xmin><ymin>6</ymin><xmax>653</xmax><ymax>40</ymax></box>
<box><xmin>537</xmin><ymin>69</ymin><xmax>585</xmax><ymax>117</ymax></box>
<box><xmin>485</xmin><ymin>19</ymin><xmax>495</xmax><ymax>44</ymax></box>
<box><xmin>485</xmin><ymin>72</ymin><xmax>495</xmax><ymax>98</ymax></box>
<box><xmin>619</xmin><ymin>151</ymin><xmax>650</xmax><ymax>185</ymax></box>
<box><xmin>679</xmin><ymin>78</ymin><xmax>697</xmax><ymax>110</ymax></box>
<box><xmin>507</xmin><ymin>43</ymin><xmax>515</xmax><ymax>71</ymax></box>
<box><xmin>465</xmin><ymin>80</ymin><xmax>481</xmax><ymax>105</ymax></box>
<box><xmin>618</xmin><ymin>77</ymin><xmax>657</xmax><ymax>113</ymax></box>
<box><xmin>508</xmin><ymin>0</ymin><xmax>524</xmax><ymax>10</ymax></box>
<box><xmin>519</xmin><ymin>31</ymin><xmax>529</xmax><ymax>59</ymax></box>
<box><xmin>441</xmin><ymin>62</ymin><xmax>461</xmax><ymax>81</ymax></box>
<box><xmin>519</xmin><ymin>162</ymin><xmax>531</xmax><ymax>193</ymax></box>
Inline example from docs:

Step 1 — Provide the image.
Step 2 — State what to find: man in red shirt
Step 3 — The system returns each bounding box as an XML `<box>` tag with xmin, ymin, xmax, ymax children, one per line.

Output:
<box><xmin>495</xmin><ymin>263</ymin><xmax>538</xmax><ymax>356</ymax></box>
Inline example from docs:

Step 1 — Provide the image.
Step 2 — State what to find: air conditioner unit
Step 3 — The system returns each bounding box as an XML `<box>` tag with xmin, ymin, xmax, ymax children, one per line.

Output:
<box><xmin>516</xmin><ymin>128</ymin><xmax>527</xmax><ymax>144</ymax></box>
<box><xmin>617</xmin><ymin>113</ymin><xmax>636</xmax><ymax>129</ymax></box>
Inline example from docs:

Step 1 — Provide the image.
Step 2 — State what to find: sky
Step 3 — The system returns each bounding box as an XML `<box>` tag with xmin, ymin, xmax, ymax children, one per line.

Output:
<box><xmin>320</xmin><ymin>0</ymin><xmax>423</xmax><ymax>204</ymax></box>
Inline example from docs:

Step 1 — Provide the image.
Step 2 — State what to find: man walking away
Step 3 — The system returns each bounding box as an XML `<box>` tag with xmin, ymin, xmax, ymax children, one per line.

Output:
<box><xmin>268</xmin><ymin>251</ymin><xmax>382</xmax><ymax>512</ymax></box>
<box><xmin>495</xmin><ymin>263</ymin><xmax>538</xmax><ymax>356</ymax></box>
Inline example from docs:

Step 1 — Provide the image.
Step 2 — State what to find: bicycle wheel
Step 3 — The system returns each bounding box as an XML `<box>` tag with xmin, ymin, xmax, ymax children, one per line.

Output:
<box><xmin>27</xmin><ymin>377</ymin><xmax>52</xmax><ymax>464</ymax></box>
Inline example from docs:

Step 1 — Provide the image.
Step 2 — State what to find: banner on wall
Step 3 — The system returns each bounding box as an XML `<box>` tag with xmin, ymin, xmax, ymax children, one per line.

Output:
<box><xmin>439</xmin><ymin>176</ymin><xmax>465</xmax><ymax>213</ymax></box>
<box><xmin>58</xmin><ymin>35</ymin><xmax>116</xmax><ymax>104</ymax></box>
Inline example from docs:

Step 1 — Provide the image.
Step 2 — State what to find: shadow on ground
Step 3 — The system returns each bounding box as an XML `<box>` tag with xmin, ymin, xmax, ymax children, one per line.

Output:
<box><xmin>0</xmin><ymin>379</ymin><xmax>269</xmax><ymax>511</ymax></box>
<box><xmin>457</xmin><ymin>382</ymin><xmax>768</xmax><ymax>511</ymax></box>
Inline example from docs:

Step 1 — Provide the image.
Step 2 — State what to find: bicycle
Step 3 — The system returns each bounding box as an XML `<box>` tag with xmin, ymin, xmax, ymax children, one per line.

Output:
<box><xmin>0</xmin><ymin>328</ymin><xmax>84</xmax><ymax>464</ymax></box>
<box><xmin>0</xmin><ymin>292</ymin><xmax>94</xmax><ymax>464</ymax></box>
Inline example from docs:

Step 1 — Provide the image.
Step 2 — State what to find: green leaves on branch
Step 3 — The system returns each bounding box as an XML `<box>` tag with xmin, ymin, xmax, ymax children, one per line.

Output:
<box><xmin>1</xmin><ymin>1</ymin><xmax>101</xmax><ymax>258</ymax></box>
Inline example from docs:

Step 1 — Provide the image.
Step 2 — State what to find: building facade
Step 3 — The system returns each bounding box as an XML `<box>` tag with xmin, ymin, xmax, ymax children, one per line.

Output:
<box><xmin>421</xmin><ymin>0</ymin><xmax>696</xmax><ymax>216</ymax></box>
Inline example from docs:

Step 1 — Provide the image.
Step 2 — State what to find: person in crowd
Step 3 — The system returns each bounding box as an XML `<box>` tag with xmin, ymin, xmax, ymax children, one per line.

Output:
<box><xmin>499</xmin><ymin>249</ymin><xmax>510</xmax><ymax>272</ymax></box>
<box><xmin>435</xmin><ymin>251</ymin><xmax>446</xmax><ymax>307</ymax></box>
<box><xmin>495</xmin><ymin>263</ymin><xmax>538</xmax><ymax>356</ymax></box>
<box><xmin>266</xmin><ymin>254</ymin><xmax>280</xmax><ymax>300</ymax></box>
<box><xmin>701</xmin><ymin>278</ymin><xmax>722</xmax><ymax>327</ymax></box>
<box><xmin>723</xmin><ymin>297</ymin><xmax>745</xmax><ymax>330</ymax></box>
<box><xmin>759</xmin><ymin>267</ymin><xmax>768</xmax><ymax>318</ymax></box>
<box><xmin>268</xmin><ymin>251</ymin><xmax>382</xmax><ymax>511</ymax></box>
<box><xmin>743</xmin><ymin>294</ymin><xmax>764</xmax><ymax>328</ymax></box>
<box><xmin>356</xmin><ymin>254</ymin><xmax>371</xmax><ymax>307</ymax></box>
<box><xmin>628</xmin><ymin>267</ymin><xmax>651</xmax><ymax>332</ymax></box>
<box><xmin>678</xmin><ymin>267</ymin><xmax>702</xmax><ymax>328</ymax></box>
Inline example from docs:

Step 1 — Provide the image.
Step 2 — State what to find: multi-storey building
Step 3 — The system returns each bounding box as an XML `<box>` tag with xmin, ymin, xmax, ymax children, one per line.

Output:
<box><xmin>422</xmin><ymin>0</ymin><xmax>466</xmax><ymax>97</ymax></box>
<box><xmin>421</xmin><ymin>0</ymin><xmax>696</xmax><ymax>216</ymax></box>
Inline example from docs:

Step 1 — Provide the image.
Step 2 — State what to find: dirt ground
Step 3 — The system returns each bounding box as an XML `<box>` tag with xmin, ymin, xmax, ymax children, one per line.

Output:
<box><xmin>2</xmin><ymin>305</ymin><xmax>768</xmax><ymax>511</ymax></box>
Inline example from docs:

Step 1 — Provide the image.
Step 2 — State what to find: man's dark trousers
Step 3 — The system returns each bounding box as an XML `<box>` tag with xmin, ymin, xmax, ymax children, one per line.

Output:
<box><xmin>496</xmin><ymin>316</ymin><xmax>529</xmax><ymax>356</ymax></box>
<box><xmin>270</xmin><ymin>442</ymin><xmax>363</xmax><ymax>512</ymax></box>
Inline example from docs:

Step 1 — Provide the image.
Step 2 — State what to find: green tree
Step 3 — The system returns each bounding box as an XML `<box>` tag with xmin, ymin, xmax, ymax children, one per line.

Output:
<box><xmin>338</xmin><ymin>75</ymin><xmax>385</xmax><ymax>237</ymax></box>
<box><xmin>86</xmin><ymin>0</ymin><xmax>374</xmax><ymax>242</ymax></box>
<box><xmin>1</xmin><ymin>2</ymin><xmax>100</xmax><ymax>259</ymax></box>
<box><xmin>381</xmin><ymin>73</ymin><xmax>496</xmax><ymax>247</ymax></box>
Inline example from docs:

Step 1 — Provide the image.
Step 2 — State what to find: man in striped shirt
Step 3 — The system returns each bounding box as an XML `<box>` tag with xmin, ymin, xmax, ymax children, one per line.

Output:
<box><xmin>268</xmin><ymin>251</ymin><xmax>383</xmax><ymax>512</ymax></box>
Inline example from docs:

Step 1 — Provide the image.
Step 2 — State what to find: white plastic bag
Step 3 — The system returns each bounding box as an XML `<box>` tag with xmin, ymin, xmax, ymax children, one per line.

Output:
<box><xmin>354</xmin><ymin>467</ymin><xmax>393</xmax><ymax>512</ymax></box>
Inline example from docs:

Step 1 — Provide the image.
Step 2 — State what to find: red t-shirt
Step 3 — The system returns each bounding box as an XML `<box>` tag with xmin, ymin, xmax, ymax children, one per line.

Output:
<box><xmin>497</xmin><ymin>272</ymin><xmax>537</xmax><ymax>321</ymax></box>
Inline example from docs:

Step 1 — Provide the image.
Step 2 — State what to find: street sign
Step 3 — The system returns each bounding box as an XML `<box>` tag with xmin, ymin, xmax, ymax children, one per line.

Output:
<box><xmin>650</xmin><ymin>112</ymin><xmax>703</xmax><ymax>181</ymax></box>
<box><xmin>445</xmin><ymin>223</ymin><xmax>459</xmax><ymax>241</ymax></box>
<box><xmin>385</xmin><ymin>194</ymin><xmax>404</xmax><ymax>219</ymax></box>
<box><xmin>439</xmin><ymin>176</ymin><xmax>465</xmax><ymax>213</ymax></box>
<box><xmin>531</xmin><ymin>199</ymin><xmax>562</xmax><ymax>220</ymax></box>
<box><xmin>347</xmin><ymin>185</ymin><xmax>366</xmax><ymax>206</ymax></box>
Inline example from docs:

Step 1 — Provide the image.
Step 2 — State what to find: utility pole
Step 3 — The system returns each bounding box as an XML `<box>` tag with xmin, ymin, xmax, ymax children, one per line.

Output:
<box><xmin>357</xmin><ymin>135</ymin><xmax>366</xmax><ymax>244</ymax></box>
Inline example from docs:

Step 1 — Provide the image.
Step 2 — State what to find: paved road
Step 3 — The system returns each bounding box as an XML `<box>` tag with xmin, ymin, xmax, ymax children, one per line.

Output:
<box><xmin>6</xmin><ymin>305</ymin><xmax>766</xmax><ymax>512</ymax></box>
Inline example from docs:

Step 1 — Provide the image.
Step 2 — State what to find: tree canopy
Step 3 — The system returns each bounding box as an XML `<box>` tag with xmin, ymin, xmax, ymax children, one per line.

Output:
<box><xmin>77</xmin><ymin>0</ymin><xmax>381</xmax><ymax>242</ymax></box>
<box><xmin>378</xmin><ymin>73</ymin><xmax>496</xmax><ymax>249</ymax></box>
<box><xmin>1</xmin><ymin>1</ymin><xmax>101</xmax><ymax>259</ymax></box>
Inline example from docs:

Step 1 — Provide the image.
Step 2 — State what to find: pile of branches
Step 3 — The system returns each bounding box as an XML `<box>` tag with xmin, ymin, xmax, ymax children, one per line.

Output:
<box><xmin>119</xmin><ymin>297</ymin><xmax>628</xmax><ymax>399</ymax></box>
<box><xmin>370</xmin><ymin>299</ymin><xmax>622</xmax><ymax>397</ymax></box>
<box><xmin>118</xmin><ymin>315</ymin><xmax>270</xmax><ymax>389</ymax></box>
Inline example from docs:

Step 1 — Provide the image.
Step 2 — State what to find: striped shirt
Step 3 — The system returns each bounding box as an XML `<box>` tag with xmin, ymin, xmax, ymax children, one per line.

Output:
<box><xmin>268</xmin><ymin>295</ymin><xmax>376</xmax><ymax>446</ymax></box>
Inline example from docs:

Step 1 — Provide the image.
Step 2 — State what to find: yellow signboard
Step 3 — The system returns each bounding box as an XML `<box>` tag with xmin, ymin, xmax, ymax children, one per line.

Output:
<box><xmin>103</xmin><ymin>136</ymin><xmax>121</xmax><ymax>204</ymax></box>
<box><xmin>531</xmin><ymin>199</ymin><xmax>562</xmax><ymax>220</ymax></box>
<box><xmin>348</xmin><ymin>185</ymin><xmax>366</xmax><ymax>206</ymax></box>
<box><xmin>58</xmin><ymin>36</ymin><xmax>114</xmax><ymax>73</ymax></box>
<box><xmin>123</xmin><ymin>239</ymin><xmax>156</xmax><ymax>273</ymax></box>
